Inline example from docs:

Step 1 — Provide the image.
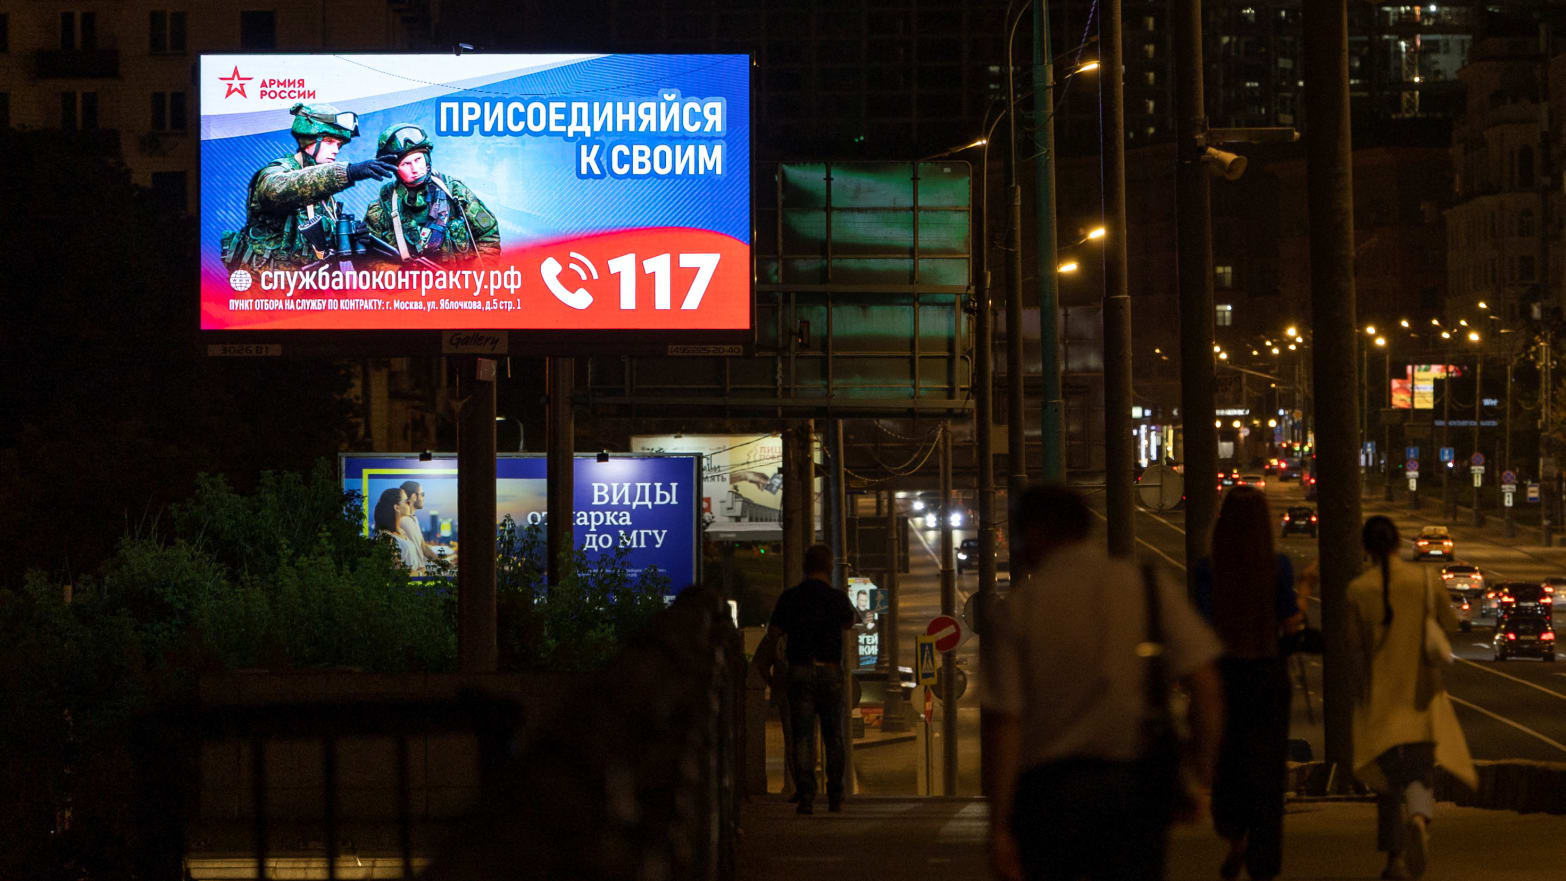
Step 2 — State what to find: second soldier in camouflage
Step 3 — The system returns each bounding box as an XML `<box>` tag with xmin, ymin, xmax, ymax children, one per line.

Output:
<box><xmin>364</xmin><ymin>123</ymin><xmax>500</xmax><ymax>266</ymax></box>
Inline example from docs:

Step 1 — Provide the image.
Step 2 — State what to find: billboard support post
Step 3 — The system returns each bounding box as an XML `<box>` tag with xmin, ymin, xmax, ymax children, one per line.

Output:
<box><xmin>939</xmin><ymin>423</ymin><xmax>958</xmax><ymax>793</ymax></box>
<box><xmin>881</xmin><ymin>489</ymin><xmax>907</xmax><ymax>731</ymax></box>
<box><xmin>546</xmin><ymin>357</ymin><xmax>575</xmax><ymax>590</ymax></box>
<box><xmin>457</xmin><ymin>357</ymin><xmax>498</xmax><ymax>673</ymax></box>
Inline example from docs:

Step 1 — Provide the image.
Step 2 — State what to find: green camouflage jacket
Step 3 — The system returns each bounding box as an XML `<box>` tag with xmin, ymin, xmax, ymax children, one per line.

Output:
<box><xmin>363</xmin><ymin>173</ymin><xmax>501</xmax><ymax>265</ymax></box>
<box><xmin>222</xmin><ymin>154</ymin><xmax>351</xmax><ymax>271</ymax></box>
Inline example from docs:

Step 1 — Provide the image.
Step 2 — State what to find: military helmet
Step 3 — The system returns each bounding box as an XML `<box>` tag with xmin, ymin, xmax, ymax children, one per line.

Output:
<box><xmin>377</xmin><ymin>123</ymin><xmax>434</xmax><ymax>162</ymax></box>
<box><xmin>290</xmin><ymin>102</ymin><xmax>359</xmax><ymax>142</ymax></box>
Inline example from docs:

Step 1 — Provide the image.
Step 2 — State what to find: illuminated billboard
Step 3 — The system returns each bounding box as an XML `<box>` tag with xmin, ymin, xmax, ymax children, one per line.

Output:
<box><xmin>340</xmin><ymin>453</ymin><xmax>701</xmax><ymax>589</ymax></box>
<box><xmin>201</xmin><ymin>54</ymin><xmax>750</xmax><ymax>332</ymax></box>
<box><xmin>629</xmin><ymin>433</ymin><xmax>822</xmax><ymax>531</ymax></box>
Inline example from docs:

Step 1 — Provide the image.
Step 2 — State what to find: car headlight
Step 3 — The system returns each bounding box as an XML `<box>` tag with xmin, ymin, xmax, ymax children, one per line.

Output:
<box><xmin>913</xmin><ymin>500</ymin><xmax>926</xmax><ymax>512</ymax></box>
<box><xmin>924</xmin><ymin>513</ymin><xmax>937</xmax><ymax>528</ymax></box>
<box><xmin>949</xmin><ymin>511</ymin><xmax>962</xmax><ymax>527</ymax></box>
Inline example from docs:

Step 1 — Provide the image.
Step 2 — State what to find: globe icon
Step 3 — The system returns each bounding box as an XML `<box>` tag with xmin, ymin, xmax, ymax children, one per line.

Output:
<box><xmin>229</xmin><ymin>269</ymin><xmax>254</xmax><ymax>292</ymax></box>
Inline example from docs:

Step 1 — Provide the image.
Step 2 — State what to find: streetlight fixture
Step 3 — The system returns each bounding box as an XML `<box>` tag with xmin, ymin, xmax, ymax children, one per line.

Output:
<box><xmin>1086</xmin><ymin>226</ymin><xmax>1107</xmax><ymax>240</ymax></box>
<box><xmin>1400</xmin><ymin>318</ymin><xmax>1411</xmax><ymax>328</ymax></box>
<box><xmin>1468</xmin><ymin>330</ymin><xmax>1481</xmax><ymax>343</ymax></box>
<box><xmin>1075</xmin><ymin>60</ymin><xmax>1101</xmax><ymax>75</ymax></box>
<box><xmin>1365</xmin><ymin>325</ymin><xmax>1377</xmax><ymax>336</ymax></box>
<box><xmin>1057</xmin><ymin>260</ymin><xmax>1080</xmax><ymax>273</ymax></box>
<box><xmin>1477</xmin><ymin>301</ymin><xmax>1488</xmax><ymax>310</ymax></box>
<box><xmin>1286</xmin><ymin>326</ymin><xmax>1298</xmax><ymax>338</ymax></box>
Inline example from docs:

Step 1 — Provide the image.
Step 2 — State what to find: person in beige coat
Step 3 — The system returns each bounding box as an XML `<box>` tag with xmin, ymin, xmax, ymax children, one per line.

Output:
<box><xmin>1346</xmin><ymin>516</ymin><xmax>1477</xmax><ymax>880</ymax></box>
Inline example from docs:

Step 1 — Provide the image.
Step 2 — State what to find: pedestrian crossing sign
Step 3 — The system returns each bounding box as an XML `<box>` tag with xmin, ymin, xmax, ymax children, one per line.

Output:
<box><xmin>916</xmin><ymin>636</ymin><xmax>938</xmax><ymax>685</ymax></box>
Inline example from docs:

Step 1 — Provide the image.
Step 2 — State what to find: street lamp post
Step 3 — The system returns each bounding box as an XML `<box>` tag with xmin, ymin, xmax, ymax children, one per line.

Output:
<box><xmin>1473</xmin><ymin>351</ymin><xmax>1485</xmax><ymax>527</ymax></box>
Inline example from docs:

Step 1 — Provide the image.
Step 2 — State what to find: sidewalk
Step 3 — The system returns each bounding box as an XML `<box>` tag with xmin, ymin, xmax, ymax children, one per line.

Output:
<box><xmin>736</xmin><ymin>794</ymin><xmax>1566</xmax><ymax>880</ymax></box>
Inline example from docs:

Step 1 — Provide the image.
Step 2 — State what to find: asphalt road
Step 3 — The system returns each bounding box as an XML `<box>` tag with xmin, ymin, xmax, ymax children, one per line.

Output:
<box><xmin>1080</xmin><ymin>476</ymin><xmax>1566</xmax><ymax>764</ymax></box>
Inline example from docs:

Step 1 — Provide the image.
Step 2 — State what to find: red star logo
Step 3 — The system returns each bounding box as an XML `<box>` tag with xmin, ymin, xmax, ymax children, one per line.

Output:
<box><xmin>219</xmin><ymin>66</ymin><xmax>252</xmax><ymax>99</ymax></box>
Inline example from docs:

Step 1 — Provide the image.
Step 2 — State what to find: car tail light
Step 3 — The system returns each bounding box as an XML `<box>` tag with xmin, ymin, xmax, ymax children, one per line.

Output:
<box><xmin>1507</xmin><ymin>632</ymin><xmax>1518</xmax><ymax>640</ymax></box>
<box><xmin>1443</xmin><ymin>540</ymin><xmax>1453</xmax><ymax>547</ymax></box>
<box><xmin>1283</xmin><ymin>514</ymin><xmax>1291</xmax><ymax>522</ymax></box>
<box><xmin>1461</xmin><ymin>602</ymin><xmax>1471</xmax><ymax>610</ymax></box>
<box><xmin>1417</xmin><ymin>540</ymin><xmax>1430</xmax><ymax>546</ymax></box>
<box><xmin>1542</xmin><ymin>632</ymin><xmax>1556</xmax><ymax>641</ymax></box>
<box><xmin>1442</xmin><ymin>572</ymin><xmax>1454</xmax><ymax>579</ymax></box>
<box><xmin>1486</xmin><ymin>591</ymin><xmax>1496</xmax><ymax>598</ymax></box>
<box><xmin>1546</xmin><ymin>585</ymin><xmax>1556</xmax><ymax>594</ymax></box>
<box><xmin>1310</xmin><ymin>515</ymin><xmax>1318</xmax><ymax>523</ymax></box>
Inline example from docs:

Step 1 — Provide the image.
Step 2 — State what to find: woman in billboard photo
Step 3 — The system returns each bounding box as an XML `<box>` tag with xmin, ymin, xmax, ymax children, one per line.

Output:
<box><xmin>364</xmin><ymin>123</ymin><xmax>500</xmax><ymax>266</ymax></box>
<box><xmin>374</xmin><ymin>487</ymin><xmax>425</xmax><ymax>575</ymax></box>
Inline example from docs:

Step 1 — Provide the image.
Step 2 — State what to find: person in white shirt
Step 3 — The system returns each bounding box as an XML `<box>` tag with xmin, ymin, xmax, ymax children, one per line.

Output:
<box><xmin>983</xmin><ymin>485</ymin><xmax>1224</xmax><ymax>881</ymax></box>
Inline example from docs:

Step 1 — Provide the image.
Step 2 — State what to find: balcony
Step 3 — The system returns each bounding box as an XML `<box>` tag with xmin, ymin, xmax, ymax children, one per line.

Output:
<box><xmin>35</xmin><ymin>48</ymin><xmax>119</xmax><ymax>79</ymax></box>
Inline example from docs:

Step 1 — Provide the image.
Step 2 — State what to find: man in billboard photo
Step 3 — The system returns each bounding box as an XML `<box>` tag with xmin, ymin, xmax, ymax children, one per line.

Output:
<box><xmin>221</xmin><ymin>103</ymin><xmax>397</xmax><ymax>271</ymax></box>
<box><xmin>364</xmin><ymin>123</ymin><xmax>500</xmax><ymax>266</ymax></box>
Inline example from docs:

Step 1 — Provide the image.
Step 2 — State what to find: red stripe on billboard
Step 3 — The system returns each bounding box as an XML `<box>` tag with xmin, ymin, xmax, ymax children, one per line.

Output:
<box><xmin>202</xmin><ymin>227</ymin><xmax>749</xmax><ymax>331</ymax></box>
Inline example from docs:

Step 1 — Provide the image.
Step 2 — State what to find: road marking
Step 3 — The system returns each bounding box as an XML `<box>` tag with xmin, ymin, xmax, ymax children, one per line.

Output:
<box><xmin>1447</xmin><ymin>694</ymin><xmax>1566</xmax><ymax>755</ymax></box>
<box><xmin>1456</xmin><ymin>657</ymin><xmax>1566</xmax><ymax>702</ymax></box>
<box><xmin>1088</xmin><ymin>507</ymin><xmax>1186</xmax><ymax>571</ymax></box>
<box><xmin>1142</xmin><ymin>508</ymin><xmax>1187</xmax><ymax>536</ymax></box>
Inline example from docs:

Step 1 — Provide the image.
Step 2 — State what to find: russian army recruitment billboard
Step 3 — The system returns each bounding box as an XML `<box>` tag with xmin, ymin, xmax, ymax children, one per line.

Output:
<box><xmin>201</xmin><ymin>54</ymin><xmax>750</xmax><ymax>333</ymax></box>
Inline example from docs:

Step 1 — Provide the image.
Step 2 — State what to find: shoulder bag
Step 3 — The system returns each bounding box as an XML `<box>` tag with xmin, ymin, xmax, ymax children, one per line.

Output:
<box><xmin>1139</xmin><ymin>564</ymin><xmax>1195</xmax><ymax>814</ymax></box>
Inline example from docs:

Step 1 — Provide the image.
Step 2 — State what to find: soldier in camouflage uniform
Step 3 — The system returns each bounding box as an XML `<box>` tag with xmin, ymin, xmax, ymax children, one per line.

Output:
<box><xmin>221</xmin><ymin>103</ymin><xmax>396</xmax><ymax>271</ymax></box>
<box><xmin>364</xmin><ymin>123</ymin><xmax>500</xmax><ymax>266</ymax></box>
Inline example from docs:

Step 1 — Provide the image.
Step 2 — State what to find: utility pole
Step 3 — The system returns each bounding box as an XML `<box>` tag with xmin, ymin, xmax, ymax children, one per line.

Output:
<box><xmin>1506</xmin><ymin>357</ymin><xmax>1516</xmax><ymax>537</ymax></box>
<box><xmin>546</xmin><ymin>358</ymin><xmax>575</xmax><ymax>590</ymax></box>
<box><xmin>1443</xmin><ymin>365</ymin><xmax>1453</xmax><ymax>521</ymax></box>
<box><xmin>457</xmin><ymin>357</ymin><xmax>498</xmax><ymax>673</ymax></box>
<box><xmin>1034</xmin><ymin>0</ymin><xmax>1065</xmax><ymax>481</ymax></box>
<box><xmin>1006</xmin><ymin>25</ymin><xmax>1029</xmax><ymax>498</ymax></box>
<box><xmin>1303</xmin><ymin>0</ymin><xmax>1362</xmax><ymax>786</ymax></box>
<box><xmin>1544</xmin><ymin>334</ymin><xmax>1554</xmax><ymax>546</ymax></box>
<box><xmin>1540</xmin><ymin>20</ymin><xmax>1555</xmax><ymax>547</ymax></box>
<box><xmin>1473</xmin><ymin>357</ymin><xmax>1485</xmax><ymax>526</ymax></box>
<box><xmin>1174</xmin><ymin>0</ymin><xmax>1217</xmax><ymax>588</ymax></box>
<box><xmin>1101</xmin><ymin>0</ymin><xmax>1135</xmax><ymax>558</ymax></box>
<box><xmin>938</xmin><ymin>424</ymin><xmax>957</xmax><ymax>794</ymax></box>
<box><xmin>974</xmin><ymin>156</ymin><xmax>999</xmax><ymax>638</ymax></box>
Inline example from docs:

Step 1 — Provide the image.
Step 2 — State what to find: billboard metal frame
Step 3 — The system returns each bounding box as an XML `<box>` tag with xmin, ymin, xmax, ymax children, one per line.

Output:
<box><xmin>198</xmin><ymin>52</ymin><xmax>755</xmax><ymax>357</ymax></box>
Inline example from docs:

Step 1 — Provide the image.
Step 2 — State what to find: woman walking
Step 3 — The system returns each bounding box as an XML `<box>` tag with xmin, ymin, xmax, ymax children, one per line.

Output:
<box><xmin>1193</xmin><ymin>486</ymin><xmax>1302</xmax><ymax>881</ymax></box>
<box><xmin>1347</xmin><ymin>516</ymin><xmax>1476</xmax><ymax>880</ymax></box>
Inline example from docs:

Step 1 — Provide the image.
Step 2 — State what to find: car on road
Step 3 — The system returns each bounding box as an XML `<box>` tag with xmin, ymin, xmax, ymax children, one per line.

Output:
<box><xmin>1237</xmin><ymin>473</ymin><xmax>1267</xmax><ymax>490</ymax></box>
<box><xmin>1492</xmin><ymin>613</ymin><xmax>1556</xmax><ymax>662</ymax></box>
<box><xmin>1447</xmin><ymin>590</ymin><xmax>1474</xmax><ymax>631</ymax></box>
<box><xmin>1440</xmin><ymin>563</ymin><xmax>1485</xmax><ymax>605</ymax></box>
<box><xmin>1495</xmin><ymin>582</ymin><xmax>1553</xmax><ymax>624</ymax></box>
<box><xmin>1217</xmin><ymin>470</ymin><xmax>1238</xmax><ymax>491</ymax></box>
<box><xmin>1280</xmin><ymin>505</ymin><xmax>1318</xmax><ymax>537</ymax></box>
<box><xmin>1413</xmin><ymin>526</ymin><xmax>1454</xmax><ymax>560</ymax></box>
<box><xmin>1302</xmin><ymin>472</ymin><xmax>1319</xmax><ymax>500</ymax></box>
<box><xmin>1544</xmin><ymin>576</ymin><xmax>1566</xmax><ymax>607</ymax></box>
<box><xmin>956</xmin><ymin>538</ymin><xmax>995</xmax><ymax>575</ymax></box>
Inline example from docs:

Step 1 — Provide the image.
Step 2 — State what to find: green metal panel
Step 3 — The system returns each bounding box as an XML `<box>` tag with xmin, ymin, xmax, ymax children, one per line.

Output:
<box><xmin>584</xmin><ymin>161</ymin><xmax>973</xmax><ymax>417</ymax></box>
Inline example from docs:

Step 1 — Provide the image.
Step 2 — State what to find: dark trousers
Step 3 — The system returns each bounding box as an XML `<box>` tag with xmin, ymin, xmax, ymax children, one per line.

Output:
<box><xmin>1012</xmin><ymin>759</ymin><xmax>1172</xmax><ymax>881</ymax></box>
<box><xmin>1212</xmin><ymin>657</ymin><xmax>1292</xmax><ymax>880</ymax></box>
<box><xmin>1375</xmin><ymin>742</ymin><xmax>1436</xmax><ymax>854</ymax></box>
<box><xmin>788</xmin><ymin>662</ymin><xmax>846</xmax><ymax>803</ymax></box>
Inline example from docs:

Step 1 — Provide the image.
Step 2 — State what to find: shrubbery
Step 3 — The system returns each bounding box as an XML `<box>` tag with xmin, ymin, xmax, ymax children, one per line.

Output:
<box><xmin>0</xmin><ymin>462</ymin><xmax>671</xmax><ymax>879</ymax></box>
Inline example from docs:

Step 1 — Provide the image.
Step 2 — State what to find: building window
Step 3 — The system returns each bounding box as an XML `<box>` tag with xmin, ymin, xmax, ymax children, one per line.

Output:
<box><xmin>1520</xmin><ymin>209</ymin><xmax>1535</xmax><ymax>238</ymax></box>
<box><xmin>60</xmin><ymin>11</ymin><xmax>97</xmax><ymax>50</ymax></box>
<box><xmin>1143</xmin><ymin>43</ymin><xmax>1157</xmax><ymax>60</ymax></box>
<box><xmin>240</xmin><ymin>10</ymin><xmax>277</xmax><ymax>50</ymax></box>
<box><xmin>60</xmin><ymin>91</ymin><xmax>99</xmax><ymax>130</ymax></box>
<box><xmin>1216</xmin><ymin>304</ymin><xmax>1234</xmax><ymax>326</ymax></box>
<box><xmin>1144</xmin><ymin>71</ymin><xmax>1156</xmax><ymax>86</ymax></box>
<box><xmin>150</xmin><ymin>11</ymin><xmax>187</xmax><ymax>54</ymax></box>
<box><xmin>1242</xmin><ymin>7</ymin><xmax>1257</xmax><ymax>23</ymax></box>
<box><xmin>1215</xmin><ymin>265</ymin><xmax>1234</xmax><ymax>288</ymax></box>
<box><xmin>1144</xmin><ymin>15</ymin><xmax>1156</xmax><ymax>30</ymax></box>
<box><xmin>1518</xmin><ymin>145</ymin><xmax>1535</xmax><ymax>189</ymax></box>
<box><xmin>0</xmin><ymin>93</ymin><xmax>9</xmax><ymax>128</ymax></box>
<box><xmin>151</xmin><ymin>91</ymin><xmax>187</xmax><ymax>131</ymax></box>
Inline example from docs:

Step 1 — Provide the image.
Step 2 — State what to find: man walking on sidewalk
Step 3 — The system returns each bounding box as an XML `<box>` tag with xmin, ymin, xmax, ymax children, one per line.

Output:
<box><xmin>760</xmin><ymin>544</ymin><xmax>859</xmax><ymax>815</ymax></box>
<box><xmin>983</xmin><ymin>485</ymin><xmax>1224</xmax><ymax>880</ymax></box>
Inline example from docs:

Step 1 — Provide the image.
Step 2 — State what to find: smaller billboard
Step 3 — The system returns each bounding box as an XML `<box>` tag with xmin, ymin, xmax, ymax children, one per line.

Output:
<box><xmin>340</xmin><ymin>453</ymin><xmax>700</xmax><ymax>588</ymax></box>
<box><xmin>629</xmin><ymin>433</ymin><xmax>822</xmax><ymax>536</ymax></box>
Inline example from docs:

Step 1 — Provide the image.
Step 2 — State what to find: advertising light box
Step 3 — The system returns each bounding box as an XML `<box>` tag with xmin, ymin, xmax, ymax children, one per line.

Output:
<box><xmin>201</xmin><ymin>54</ymin><xmax>750</xmax><ymax>333</ymax></box>
<box><xmin>340</xmin><ymin>453</ymin><xmax>700</xmax><ymax>589</ymax></box>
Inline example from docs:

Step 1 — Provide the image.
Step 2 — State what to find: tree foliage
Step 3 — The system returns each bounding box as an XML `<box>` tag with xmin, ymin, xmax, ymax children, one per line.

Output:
<box><xmin>2</xmin><ymin>464</ymin><xmax>670</xmax><ymax>879</ymax></box>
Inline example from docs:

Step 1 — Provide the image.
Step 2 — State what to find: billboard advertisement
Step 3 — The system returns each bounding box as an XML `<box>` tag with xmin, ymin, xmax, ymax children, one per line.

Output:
<box><xmin>201</xmin><ymin>54</ymin><xmax>750</xmax><ymax>332</ymax></box>
<box><xmin>629</xmin><ymin>433</ymin><xmax>822</xmax><ymax>532</ymax></box>
<box><xmin>340</xmin><ymin>453</ymin><xmax>700</xmax><ymax>589</ymax></box>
